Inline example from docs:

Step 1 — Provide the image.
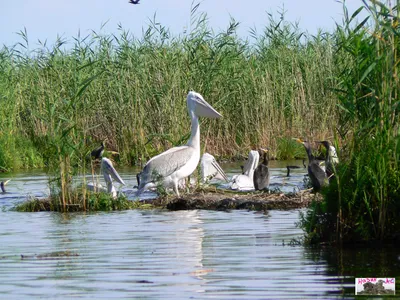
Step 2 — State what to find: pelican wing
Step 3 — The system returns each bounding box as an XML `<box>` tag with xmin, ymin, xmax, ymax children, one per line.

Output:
<box><xmin>140</xmin><ymin>146</ymin><xmax>195</xmax><ymax>185</ymax></box>
<box><xmin>101</xmin><ymin>157</ymin><xmax>125</xmax><ymax>185</ymax></box>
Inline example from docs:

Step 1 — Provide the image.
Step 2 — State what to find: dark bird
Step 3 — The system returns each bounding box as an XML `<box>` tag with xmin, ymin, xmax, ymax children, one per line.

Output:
<box><xmin>286</xmin><ymin>159</ymin><xmax>306</xmax><ymax>176</ymax></box>
<box><xmin>0</xmin><ymin>180</ymin><xmax>10</xmax><ymax>193</ymax></box>
<box><xmin>319</xmin><ymin>140</ymin><xmax>339</xmax><ymax>179</ymax></box>
<box><xmin>286</xmin><ymin>165</ymin><xmax>300</xmax><ymax>177</ymax></box>
<box><xmin>253</xmin><ymin>148</ymin><xmax>270</xmax><ymax>191</ymax></box>
<box><xmin>129</xmin><ymin>0</ymin><xmax>140</xmax><ymax>4</ymax></box>
<box><xmin>294</xmin><ymin>138</ymin><xmax>327</xmax><ymax>192</ymax></box>
<box><xmin>91</xmin><ymin>141</ymin><xmax>105</xmax><ymax>160</ymax></box>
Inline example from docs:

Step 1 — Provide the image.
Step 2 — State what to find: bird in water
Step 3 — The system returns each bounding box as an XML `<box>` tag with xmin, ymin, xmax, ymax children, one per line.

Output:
<box><xmin>230</xmin><ymin>150</ymin><xmax>259</xmax><ymax>191</ymax></box>
<box><xmin>91</xmin><ymin>141</ymin><xmax>105</xmax><ymax>160</ymax></box>
<box><xmin>0</xmin><ymin>180</ymin><xmax>10</xmax><ymax>193</ymax></box>
<box><xmin>319</xmin><ymin>140</ymin><xmax>339</xmax><ymax>179</ymax></box>
<box><xmin>87</xmin><ymin>157</ymin><xmax>125</xmax><ymax>199</ymax></box>
<box><xmin>286</xmin><ymin>159</ymin><xmax>306</xmax><ymax>177</ymax></box>
<box><xmin>136</xmin><ymin>91</ymin><xmax>222</xmax><ymax>197</ymax></box>
<box><xmin>200</xmin><ymin>153</ymin><xmax>228</xmax><ymax>183</ymax></box>
<box><xmin>294</xmin><ymin>138</ymin><xmax>327</xmax><ymax>192</ymax></box>
<box><xmin>253</xmin><ymin>148</ymin><xmax>270</xmax><ymax>191</ymax></box>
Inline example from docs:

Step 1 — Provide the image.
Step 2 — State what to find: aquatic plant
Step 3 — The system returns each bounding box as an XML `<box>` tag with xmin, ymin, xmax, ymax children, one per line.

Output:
<box><xmin>301</xmin><ymin>0</ymin><xmax>400</xmax><ymax>244</ymax></box>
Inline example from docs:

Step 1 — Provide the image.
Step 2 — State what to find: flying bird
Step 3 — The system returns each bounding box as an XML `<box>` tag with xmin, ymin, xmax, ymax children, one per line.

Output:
<box><xmin>129</xmin><ymin>0</ymin><xmax>140</xmax><ymax>4</ymax></box>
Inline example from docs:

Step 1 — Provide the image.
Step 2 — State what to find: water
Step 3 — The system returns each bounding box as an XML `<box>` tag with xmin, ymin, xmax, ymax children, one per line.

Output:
<box><xmin>0</xmin><ymin>163</ymin><xmax>399</xmax><ymax>299</ymax></box>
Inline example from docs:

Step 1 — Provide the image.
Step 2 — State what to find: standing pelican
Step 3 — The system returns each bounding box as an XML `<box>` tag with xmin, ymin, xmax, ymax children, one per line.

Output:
<box><xmin>230</xmin><ymin>150</ymin><xmax>259</xmax><ymax>191</ymax></box>
<box><xmin>87</xmin><ymin>157</ymin><xmax>125</xmax><ymax>198</ymax></box>
<box><xmin>200</xmin><ymin>153</ymin><xmax>228</xmax><ymax>183</ymax></box>
<box><xmin>136</xmin><ymin>91</ymin><xmax>222</xmax><ymax>197</ymax></box>
<box><xmin>0</xmin><ymin>180</ymin><xmax>10</xmax><ymax>193</ymax></box>
<box><xmin>295</xmin><ymin>138</ymin><xmax>327</xmax><ymax>191</ymax></box>
<box><xmin>253</xmin><ymin>148</ymin><xmax>270</xmax><ymax>190</ymax></box>
<box><xmin>319</xmin><ymin>140</ymin><xmax>339</xmax><ymax>179</ymax></box>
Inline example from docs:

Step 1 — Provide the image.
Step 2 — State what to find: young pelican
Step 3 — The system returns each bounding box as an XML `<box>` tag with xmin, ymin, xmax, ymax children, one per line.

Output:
<box><xmin>319</xmin><ymin>140</ymin><xmax>339</xmax><ymax>179</ymax></box>
<box><xmin>295</xmin><ymin>138</ymin><xmax>327</xmax><ymax>192</ymax></box>
<box><xmin>253</xmin><ymin>148</ymin><xmax>270</xmax><ymax>190</ymax></box>
<box><xmin>136</xmin><ymin>91</ymin><xmax>222</xmax><ymax>197</ymax></box>
<box><xmin>230</xmin><ymin>150</ymin><xmax>259</xmax><ymax>191</ymax></box>
<box><xmin>0</xmin><ymin>180</ymin><xmax>10</xmax><ymax>193</ymax></box>
<box><xmin>87</xmin><ymin>157</ymin><xmax>125</xmax><ymax>199</ymax></box>
<box><xmin>200</xmin><ymin>153</ymin><xmax>228</xmax><ymax>183</ymax></box>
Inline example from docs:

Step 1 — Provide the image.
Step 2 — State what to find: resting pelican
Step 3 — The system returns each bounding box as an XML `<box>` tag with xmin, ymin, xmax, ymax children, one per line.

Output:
<box><xmin>200</xmin><ymin>153</ymin><xmax>228</xmax><ymax>183</ymax></box>
<box><xmin>295</xmin><ymin>138</ymin><xmax>327</xmax><ymax>192</ymax></box>
<box><xmin>87</xmin><ymin>157</ymin><xmax>125</xmax><ymax>198</ymax></box>
<box><xmin>253</xmin><ymin>148</ymin><xmax>270</xmax><ymax>190</ymax></box>
<box><xmin>230</xmin><ymin>150</ymin><xmax>259</xmax><ymax>191</ymax></box>
<box><xmin>136</xmin><ymin>91</ymin><xmax>222</xmax><ymax>197</ymax></box>
<box><xmin>319</xmin><ymin>140</ymin><xmax>339</xmax><ymax>179</ymax></box>
<box><xmin>0</xmin><ymin>180</ymin><xmax>10</xmax><ymax>193</ymax></box>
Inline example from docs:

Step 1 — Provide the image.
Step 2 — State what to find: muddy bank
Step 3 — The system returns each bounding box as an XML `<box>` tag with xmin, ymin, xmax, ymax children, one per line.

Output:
<box><xmin>144</xmin><ymin>189</ymin><xmax>321</xmax><ymax>211</ymax></box>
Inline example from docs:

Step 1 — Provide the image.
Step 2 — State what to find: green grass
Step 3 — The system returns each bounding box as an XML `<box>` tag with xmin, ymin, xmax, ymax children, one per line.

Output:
<box><xmin>13</xmin><ymin>192</ymin><xmax>157</xmax><ymax>212</ymax></box>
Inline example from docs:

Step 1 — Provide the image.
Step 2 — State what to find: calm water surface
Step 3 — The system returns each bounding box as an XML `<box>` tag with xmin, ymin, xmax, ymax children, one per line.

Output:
<box><xmin>0</xmin><ymin>162</ymin><xmax>399</xmax><ymax>299</ymax></box>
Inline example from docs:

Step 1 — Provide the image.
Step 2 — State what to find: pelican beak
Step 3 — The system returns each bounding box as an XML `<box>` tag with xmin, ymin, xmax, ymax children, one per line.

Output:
<box><xmin>260</xmin><ymin>147</ymin><xmax>269</xmax><ymax>153</ymax></box>
<box><xmin>211</xmin><ymin>160</ymin><xmax>228</xmax><ymax>182</ymax></box>
<box><xmin>193</xmin><ymin>95</ymin><xmax>222</xmax><ymax>118</ymax></box>
<box><xmin>101</xmin><ymin>158</ymin><xmax>125</xmax><ymax>185</ymax></box>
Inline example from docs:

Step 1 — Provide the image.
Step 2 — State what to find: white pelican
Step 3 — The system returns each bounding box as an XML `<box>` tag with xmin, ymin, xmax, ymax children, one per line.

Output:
<box><xmin>200</xmin><ymin>153</ymin><xmax>228</xmax><ymax>183</ymax></box>
<box><xmin>136</xmin><ymin>91</ymin><xmax>222</xmax><ymax>197</ymax></box>
<box><xmin>295</xmin><ymin>138</ymin><xmax>327</xmax><ymax>191</ymax></box>
<box><xmin>0</xmin><ymin>180</ymin><xmax>10</xmax><ymax>193</ymax></box>
<box><xmin>87</xmin><ymin>157</ymin><xmax>125</xmax><ymax>198</ymax></box>
<box><xmin>253</xmin><ymin>148</ymin><xmax>270</xmax><ymax>190</ymax></box>
<box><xmin>230</xmin><ymin>150</ymin><xmax>259</xmax><ymax>191</ymax></box>
<box><xmin>319</xmin><ymin>140</ymin><xmax>339</xmax><ymax>179</ymax></box>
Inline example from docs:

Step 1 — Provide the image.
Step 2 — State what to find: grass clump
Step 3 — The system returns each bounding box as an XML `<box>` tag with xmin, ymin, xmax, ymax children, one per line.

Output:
<box><xmin>13</xmin><ymin>192</ymin><xmax>156</xmax><ymax>212</ymax></box>
<box><xmin>300</xmin><ymin>0</ymin><xmax>400</xmax><ymax>245</ymax></box>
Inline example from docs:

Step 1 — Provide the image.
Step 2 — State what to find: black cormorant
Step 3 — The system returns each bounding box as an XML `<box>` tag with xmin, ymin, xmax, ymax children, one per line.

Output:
<box><xmin>253</xmin><ymin>148</ymin><xmax>270</xmax><ymax>190</ymax></box>
<box><xmin>91</xmin><ymin>141</ymin><xmax>105</xmax><ymax>160</ymax></box>
<box><xmin>295</xmin><ymin>139</ymin><xmax>327</xmax><ymax>192</ymax></box>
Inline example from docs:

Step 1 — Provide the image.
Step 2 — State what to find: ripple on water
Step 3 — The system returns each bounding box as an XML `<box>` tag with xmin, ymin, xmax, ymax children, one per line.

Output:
<box><xmin>0</xmin><ymin>209</ymin><xmax>358</xmax><ymax>299</ymax></box>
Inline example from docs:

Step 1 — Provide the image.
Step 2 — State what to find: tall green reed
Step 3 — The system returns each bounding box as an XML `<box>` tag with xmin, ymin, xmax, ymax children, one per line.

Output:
<box><xmin>0</xmin><ymin>6</ymin><xmax>340</xmax><ymax>172</ymax></box>
<box><xmin>301</xmin><ymin>0</ymin><xmax>400</xmax><ymax>244</ymax></box>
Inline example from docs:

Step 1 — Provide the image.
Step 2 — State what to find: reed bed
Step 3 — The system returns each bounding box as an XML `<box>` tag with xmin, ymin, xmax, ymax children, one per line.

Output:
<box><xmin>0</xmin><ymin>8</ymin><xmax>338</xmax><ymax>173</ymax></box>
<box><xmin>300</xmin><ymin>0</ymin><xmax>400</xmax><ymax>245</ymax></box>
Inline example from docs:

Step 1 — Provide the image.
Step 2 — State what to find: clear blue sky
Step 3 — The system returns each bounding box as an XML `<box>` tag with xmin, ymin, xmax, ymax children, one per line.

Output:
<box><xmin>0</xmin><ymin>0</ymin><xmax>365</xmax><ymax>49</ymax></box>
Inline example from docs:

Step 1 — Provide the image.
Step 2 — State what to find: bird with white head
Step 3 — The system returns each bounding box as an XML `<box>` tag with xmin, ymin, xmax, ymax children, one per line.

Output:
<box><xmin>136</xmin><ymin>91</ymin><xmax>222</xmax><ymax>197</ymax></box>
